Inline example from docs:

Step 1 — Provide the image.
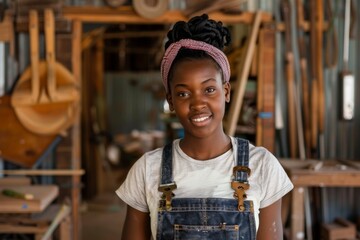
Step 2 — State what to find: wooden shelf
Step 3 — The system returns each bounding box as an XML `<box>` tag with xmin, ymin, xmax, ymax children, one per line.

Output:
<box><xmin>62</xmin><ymin>6</ymin><xmax>273</xmax><ymax>24</ymax></box>
<box><xmin>0</xmin><ymin>185</ymin><xmax>59</xmax><ymax>213</ymax></box>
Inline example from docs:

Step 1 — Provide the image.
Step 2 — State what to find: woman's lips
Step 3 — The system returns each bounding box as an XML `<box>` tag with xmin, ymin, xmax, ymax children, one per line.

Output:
<box><xmin>190</xmin><ymin>115</ymin><xmax>212</xmax><ymax>126</ymax></box>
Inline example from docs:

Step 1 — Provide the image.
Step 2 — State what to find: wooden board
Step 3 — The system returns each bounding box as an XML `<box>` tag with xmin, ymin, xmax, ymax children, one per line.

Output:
<box><xmin>0</xmin><ymin>177</ymin><xmax>31</xmax><ymax>186</ymax></box>
<box><xmin>0</xmin><ymin>185</ymin><xmax>59</xmax><ymax>213</ymax></box>
<box><xmin>0</xmin><ymin>95</ymin><xmax>58</xmax><ymax>167</ymax></box>
<box><xmin>62</xmin><ymin>6</ymin><xmax>272</xmax><ymax>24</ymax></box>
<box><xmin>256</xmin><ymin>25</ymin><xmax>275</xmax><ymax>152</ymax></box>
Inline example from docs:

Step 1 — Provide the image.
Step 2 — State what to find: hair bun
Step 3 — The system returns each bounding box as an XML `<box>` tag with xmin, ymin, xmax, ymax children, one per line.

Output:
<box><xmin>165</xmin><ymin>14</ymin><xmax>231</xmax><ymax>50</ymax></box>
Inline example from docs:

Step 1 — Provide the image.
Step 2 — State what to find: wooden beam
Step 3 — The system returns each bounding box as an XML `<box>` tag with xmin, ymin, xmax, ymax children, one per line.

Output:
<box><xmin>62</xmin><ymin>6</ymin><xmax>272</xmax><ymax>24</ymax></box>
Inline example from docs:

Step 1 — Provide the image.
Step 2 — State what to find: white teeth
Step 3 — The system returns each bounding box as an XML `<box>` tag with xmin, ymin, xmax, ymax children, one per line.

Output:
<box><xmin>192</xmin><ymin>116</ymin><xmax>209</xmax><ymax>122</ymax></box>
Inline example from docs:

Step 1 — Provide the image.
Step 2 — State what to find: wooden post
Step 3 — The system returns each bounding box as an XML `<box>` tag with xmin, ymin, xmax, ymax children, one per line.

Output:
<box><xmin>291</xmin><ymin>187</ymin><xmax>305</xmax><ymax>239</ymax></box>
<box><xmin>71</xmin><ymin>19</ymin><xmax>82</xmax><ymax>240</ymax></box>
<box><xmin>94</xmin><ymin>38</ymin><xmax>105</xmax><ymax>194</ymax></box>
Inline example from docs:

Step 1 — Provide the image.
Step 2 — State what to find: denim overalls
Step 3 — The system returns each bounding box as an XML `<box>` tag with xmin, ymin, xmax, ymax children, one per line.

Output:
<box><xmin>156</xmin><ymin>138</ymin><xmax>256</xmax><ymax>240</ymax></box>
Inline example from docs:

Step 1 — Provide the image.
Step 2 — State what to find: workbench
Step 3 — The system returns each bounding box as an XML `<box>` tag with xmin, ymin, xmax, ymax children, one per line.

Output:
<box><xmin>0</xmin><ymin>184</ymin><xmax>71</xmax><ymax>239</ymax></box>
<box><xmin>280</xmin><ymin>159</ymin><xmax>360</xmax><ymax>240</ymax></box>
<box><xmin>0</xmin><ymin>185</ymin><xmax>58</xmax><ymax>213</ymax></box>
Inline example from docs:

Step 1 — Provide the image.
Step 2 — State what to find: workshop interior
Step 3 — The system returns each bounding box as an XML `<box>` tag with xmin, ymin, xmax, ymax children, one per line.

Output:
<box><xmin>0</xmin><ymin>0</ymin><xmax>359</xmax><ymax>239</ymax></box>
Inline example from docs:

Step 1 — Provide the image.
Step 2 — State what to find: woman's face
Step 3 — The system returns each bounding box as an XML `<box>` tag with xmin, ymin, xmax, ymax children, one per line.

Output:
<box><xmin>166</xmin><ymin>58</ymin><xmax>230</xmax><ymax>139</ymax></box>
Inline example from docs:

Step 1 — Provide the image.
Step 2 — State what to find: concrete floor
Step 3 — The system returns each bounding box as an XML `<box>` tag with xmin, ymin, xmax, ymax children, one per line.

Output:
<box><xmin>81</xmin><ymin>191</ymin><xmax>127</xmax><ymax>240</ymax></box>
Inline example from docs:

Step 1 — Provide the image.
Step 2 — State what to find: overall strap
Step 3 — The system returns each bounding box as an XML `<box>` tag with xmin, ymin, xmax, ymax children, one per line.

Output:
<box><xmin>235</xmin><ymin>138</ymin><xmax>250</xmax><ymax>182</ymax></box>
<box><xmin>158</xmin><ymin>142</ymin><xmax>177</xmax><ymax>210</ymax></box>
<box><xmin>231</xmin><ymin>137</ymin><xmax>251</xmax><ymax>212</ymax></box>
<box><xmin>160</xmin><ymin>142</ymin><xmax>174</xmax><ymax>185</ymax></box>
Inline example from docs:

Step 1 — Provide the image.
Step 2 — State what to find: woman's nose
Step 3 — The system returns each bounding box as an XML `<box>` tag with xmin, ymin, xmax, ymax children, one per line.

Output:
<box><xmin>190</xmin><ymin>94</ymin><xmax>206</xmax><ymax>110</ymax></box>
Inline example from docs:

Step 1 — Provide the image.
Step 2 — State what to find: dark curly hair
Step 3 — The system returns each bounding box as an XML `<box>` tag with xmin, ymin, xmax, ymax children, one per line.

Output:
<box><xmin>164</xmin><ymin>14</ymin><xmax>231</xmax><ymax>88</ymax></box>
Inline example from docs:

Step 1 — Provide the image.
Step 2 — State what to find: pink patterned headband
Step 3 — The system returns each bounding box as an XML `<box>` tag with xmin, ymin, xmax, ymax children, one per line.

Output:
<box><xmin>161</xmin><ymin>39</ymin><xmax>230</xmax><ymax>93</ymax></box>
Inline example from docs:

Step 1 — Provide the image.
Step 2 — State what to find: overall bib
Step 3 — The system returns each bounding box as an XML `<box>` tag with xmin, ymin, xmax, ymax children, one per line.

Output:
<box><xmin>156</xmin><ymin>138</ymin><xmax>256</xmax><ymax>240</ymax></box>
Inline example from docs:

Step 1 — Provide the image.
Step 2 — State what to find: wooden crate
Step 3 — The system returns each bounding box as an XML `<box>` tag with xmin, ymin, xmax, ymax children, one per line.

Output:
<box><xmin>321</xmin><ymin>218</ymin><xmax>356</xmax><ymax>240</ymax></box>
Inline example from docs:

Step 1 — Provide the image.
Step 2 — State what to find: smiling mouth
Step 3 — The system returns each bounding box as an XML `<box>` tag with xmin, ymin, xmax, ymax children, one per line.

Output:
<box><xmin>191</xmin><ymin>115</ymin><xmax>211</xmax><ymax>123</ymax></box>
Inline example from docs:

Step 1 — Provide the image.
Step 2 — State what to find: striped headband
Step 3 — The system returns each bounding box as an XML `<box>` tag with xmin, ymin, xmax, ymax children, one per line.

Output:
<box><xmin>161</xmin><ymin>39</ymin><xmax>231</xmax><ymax>93</ymax></box>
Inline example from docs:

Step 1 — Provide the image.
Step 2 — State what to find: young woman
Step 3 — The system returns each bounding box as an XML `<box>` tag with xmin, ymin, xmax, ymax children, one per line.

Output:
<box><xmin>116</xmin><ymin>14</ymin><xmax>293</xmax><ymax>240</ymax></box>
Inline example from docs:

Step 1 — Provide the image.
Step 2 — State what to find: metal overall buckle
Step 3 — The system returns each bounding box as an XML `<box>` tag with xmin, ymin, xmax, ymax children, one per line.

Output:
<box><xmin>231</xmin><ymin>166</ymin><xmax>251</xmax><ymax>212</ymax></box>
<box><xmin>158</xmin><ymin>182</ymin><xmax>177</xmax><ymax>211</ymax></box>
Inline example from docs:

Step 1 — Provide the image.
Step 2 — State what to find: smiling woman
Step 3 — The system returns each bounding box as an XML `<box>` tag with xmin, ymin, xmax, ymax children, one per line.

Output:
<box><xmin>116</xmin><ymin>13</ymin><xmax>293</xmax><ymax>240</ymax></box>
<box><xmin>168</xmin><ymin>58</ymin><xmax>229</xmax><ymax>142</ymax></box>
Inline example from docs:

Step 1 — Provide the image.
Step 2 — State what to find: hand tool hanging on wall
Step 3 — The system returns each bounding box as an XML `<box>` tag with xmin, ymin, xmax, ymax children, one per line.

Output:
<box><xmin>339</xmin><ymin>0</ymin><xmax>355</xmax><ymax>121</ymax></box>
<box><xmin>10</xmin><ymin>9</ymin><xmax>80</xmax><ymax>136</ymax></box>
<box><xmin>281</xmin><ymin>0</ymin><xmax>298</xmax><ymax>158</ymax></box>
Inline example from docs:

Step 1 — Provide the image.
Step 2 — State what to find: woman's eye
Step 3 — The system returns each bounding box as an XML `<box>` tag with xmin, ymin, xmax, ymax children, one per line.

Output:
<box><xmin>205</xmin><ymin>87</ymin><xmax>216</xmax><ymax>93</ymax></box>
<box><xmin>177</xmin><ymin>92</ymin><xmax>189</xmax><ymax>97</ymax></box>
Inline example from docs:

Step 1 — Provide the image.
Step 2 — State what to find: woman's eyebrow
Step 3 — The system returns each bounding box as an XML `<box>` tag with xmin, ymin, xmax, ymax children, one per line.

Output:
<box><xmin>174</xmin><ymin>78</ymin><xmax>217</xmax><ymax>88</ymax></box>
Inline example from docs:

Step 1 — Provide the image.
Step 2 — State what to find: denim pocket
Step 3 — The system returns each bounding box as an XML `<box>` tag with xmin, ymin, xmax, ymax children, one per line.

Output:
<box><xmin>173</xmin><ymin>224</ymin><xmax>239</xmax><ymax>240</ymax></box>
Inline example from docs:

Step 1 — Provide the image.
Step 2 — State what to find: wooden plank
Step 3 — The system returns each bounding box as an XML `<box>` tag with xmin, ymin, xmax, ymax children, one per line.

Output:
<box><xmin>71</xmin><ymin>19</ymin><xmax>82</xmax><ymax>240</ymax></box>
<box><xmin>280</xmin><ymin>159</ymin><xmax>360</xmax><ymax>186</ymax></box>
<box><xmin>0</xmin><ymin>169</ymin><xmax>84</xmax><ymax>176</ymax></box>
<box><xmin>225</xmin><ymin>11</ymin><xmax>262</xmax><ymax>136</ymax></box>
<box><xmin>0</xmin><ymin>185</ymin><xmax>58</xmax><ymax>213</ymax></box>
<box><xmin>281</xmin><ymin>0</ymin><xmax>298</xmax><ymax>158</ymax></box>
<box><xmin>256</xmin><ymin>24</ymin><xmax>275</xmax><ymax>152</ymax></box>
<box><xmin>0</xmin><ymin>177</ymin><xmax>31</xmax><ymax>186</ymax></box>
<box><xmin>62</xmin><ymin>6</ymin><xmax>272</xmax><ymax>24</ymax></box>
<box><xmin>0</xmin><ymin>223</ymin><xmax>47</xmax><ymax>234</ymax></box>
<box><xmin>29</xmin><ymin>10</ymin><xmax>40</xmax><ymax>103</ymax></box>
<box><xmin>287</xmin><ymin>173</ymin><xmax>360</xmax><ymax>187</ymax></box>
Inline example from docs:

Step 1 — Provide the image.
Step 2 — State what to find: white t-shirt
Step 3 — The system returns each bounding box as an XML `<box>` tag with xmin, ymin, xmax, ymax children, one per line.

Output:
<box><xmin>116</xmin><ymin>137</ymin><xmax>294</xmax><ymax>239</ymax></box>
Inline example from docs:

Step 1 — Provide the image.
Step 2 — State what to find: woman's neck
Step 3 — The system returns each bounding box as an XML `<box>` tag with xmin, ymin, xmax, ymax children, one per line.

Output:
<box><xmin>179</xmin><ymin>133</ymin><xmax>231</xmax><ymax>160</ymax></box>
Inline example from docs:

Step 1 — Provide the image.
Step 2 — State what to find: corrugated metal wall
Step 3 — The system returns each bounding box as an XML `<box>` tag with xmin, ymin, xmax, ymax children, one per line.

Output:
<box><xmin>272</xmin><ymin>0</ymin><xmax>360</xmax><ymax>227</ymax></box>
<box><xmin>105</xmin><ymin>71</ymin><xmax>164</xmax><ymax>135</ymax></box>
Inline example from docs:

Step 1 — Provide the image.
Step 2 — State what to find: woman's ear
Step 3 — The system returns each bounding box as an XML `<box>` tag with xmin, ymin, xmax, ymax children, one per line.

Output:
<box><xmin>166</xmin><ymin>93</ymin><xmax>174</xmax><ymax>111</ymax></box>
<box><xmin>224</xmin><ymin>82</ymin><xmax>231</xmax><ymax>103</ymax></box>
